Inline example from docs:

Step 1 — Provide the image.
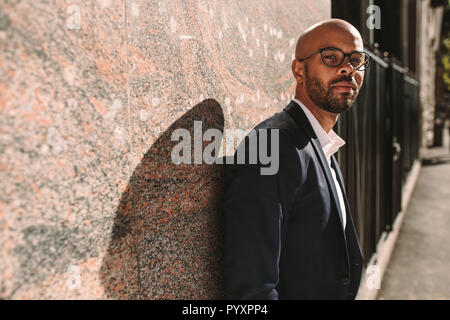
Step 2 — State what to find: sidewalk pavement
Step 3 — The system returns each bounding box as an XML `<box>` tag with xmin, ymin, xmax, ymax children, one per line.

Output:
<box><xmin>377</xmin><ymin>133</ymin><xmax>450</xmax><ymax>299</ymax></box>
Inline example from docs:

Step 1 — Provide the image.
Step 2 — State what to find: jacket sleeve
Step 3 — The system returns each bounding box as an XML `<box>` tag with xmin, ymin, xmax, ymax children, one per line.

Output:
<box><xmin>223</xmin><ymin>129</ymin><xmax>299</xmax><ymax>299</ymax></box>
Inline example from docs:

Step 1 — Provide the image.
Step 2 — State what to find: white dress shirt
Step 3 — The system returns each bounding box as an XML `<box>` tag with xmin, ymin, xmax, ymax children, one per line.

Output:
<box><xmin>293</xmin><ymin>99</ymin><xmax>347</xmax><ymax>230</ymax></box>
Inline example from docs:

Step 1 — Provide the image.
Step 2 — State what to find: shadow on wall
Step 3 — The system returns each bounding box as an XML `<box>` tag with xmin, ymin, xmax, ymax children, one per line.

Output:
<box><xmin>100</xmin><ymin>99</ymin><xmax>226</xmax><ymax>299</ymax></box>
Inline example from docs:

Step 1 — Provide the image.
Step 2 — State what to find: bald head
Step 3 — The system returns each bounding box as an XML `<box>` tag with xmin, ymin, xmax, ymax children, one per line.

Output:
<box><xmin>295</xmin><ymin>19</ymin><xmax>363</xmax><ymax>59</ymax></box>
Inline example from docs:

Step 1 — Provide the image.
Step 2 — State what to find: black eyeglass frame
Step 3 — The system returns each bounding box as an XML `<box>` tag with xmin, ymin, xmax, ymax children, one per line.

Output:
<box><xmin>297</xmin><ymin>47</ymin><xmax>371</xmax><ymax>71</ymax></box>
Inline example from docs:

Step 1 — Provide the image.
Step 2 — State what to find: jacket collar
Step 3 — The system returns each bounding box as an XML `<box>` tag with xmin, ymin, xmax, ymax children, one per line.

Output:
<box><xmin>292</xmin><ymin>98</ymin><xmax>346</xmax><ymax>165</ymax></box>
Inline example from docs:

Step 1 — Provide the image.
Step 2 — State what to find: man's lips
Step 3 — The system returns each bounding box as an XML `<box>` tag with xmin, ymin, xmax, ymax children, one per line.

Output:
<box><xmin>331</xmin><ymin>82</ymin><xmax>357</xmax><ymax>92</ymax></box>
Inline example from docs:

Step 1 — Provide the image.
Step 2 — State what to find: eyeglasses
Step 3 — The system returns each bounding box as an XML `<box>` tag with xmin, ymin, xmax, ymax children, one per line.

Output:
<box><xmin>297</xmin><ymin>47</ymin><xmax>370</xmax><ymax>71</ymax></box>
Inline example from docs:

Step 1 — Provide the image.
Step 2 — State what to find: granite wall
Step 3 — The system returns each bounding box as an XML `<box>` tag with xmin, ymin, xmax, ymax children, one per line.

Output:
<box><xmin>0</xmin><ymin>0</ymin><xmax>330</xmax><ymax>299</ymax></box>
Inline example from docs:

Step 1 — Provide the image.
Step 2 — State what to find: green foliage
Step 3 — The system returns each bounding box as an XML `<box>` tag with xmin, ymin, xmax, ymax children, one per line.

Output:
<box><xmin>443</xmin><ymin>55</ymin><xmax>450</xmax><ymax>91</ymax></box>
<box><xmin>440</xmin><ymin>2</ymin><xmax>450</xmax><ymax>91</ymax></box>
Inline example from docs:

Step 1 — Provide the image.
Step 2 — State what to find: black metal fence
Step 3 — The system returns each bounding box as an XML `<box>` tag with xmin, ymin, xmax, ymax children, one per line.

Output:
<box><xmin>336</xmin><ymin>51</ymin><xmax>420</xmax><ymax>263</ymax></box>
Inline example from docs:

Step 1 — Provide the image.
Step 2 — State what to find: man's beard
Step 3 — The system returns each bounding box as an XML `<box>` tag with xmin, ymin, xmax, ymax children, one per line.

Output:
<box><xmin>305</xmin><ymin>64</ymin><xmax>359</xmax><ymax>114</ymax></box>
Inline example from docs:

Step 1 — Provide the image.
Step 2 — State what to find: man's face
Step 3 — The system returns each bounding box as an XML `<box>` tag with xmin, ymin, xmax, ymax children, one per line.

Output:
<box><xmin>304</xmin><ymin>62</ymin><xmax>361</xmax><ymax>113</ymax></box>
<box><xmin>302</xmin><ymin>31</ymin><xmax>365</xmax><ymax>114</ymax></box>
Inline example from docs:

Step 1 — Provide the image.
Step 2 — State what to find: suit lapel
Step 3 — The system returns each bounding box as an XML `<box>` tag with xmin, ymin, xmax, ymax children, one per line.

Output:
<box><xmin>284</xmin><ymin>101</ymin><xmax>345</xmax><ymax>233</ymax></box>
<box><xmin>331</xmin><ymin>155</ymin><xmax>363</xmax><ymax>262</ymax></box>
<box><xmin>331</xmin><ymin>154</ymin><xmax>358</xmax><ymax>240</ymax></box>
<box><xmin>331</xmin><ymin>155</ymin><xmax>350</xmax><ymax>222</ymax></box>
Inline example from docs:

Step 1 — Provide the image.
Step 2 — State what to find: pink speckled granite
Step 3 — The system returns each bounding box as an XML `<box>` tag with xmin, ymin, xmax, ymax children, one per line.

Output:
<box><xmin>0</xmin><ymin>0</ymin><xmax>330</xmax><ymax>299</ymax></box>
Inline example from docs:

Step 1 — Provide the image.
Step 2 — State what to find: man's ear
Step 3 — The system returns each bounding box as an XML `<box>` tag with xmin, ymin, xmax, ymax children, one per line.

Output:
<box><xmin>291</xmin><ymin>59</ymin><xmax>304</xmax><ymax>85</ymax></box>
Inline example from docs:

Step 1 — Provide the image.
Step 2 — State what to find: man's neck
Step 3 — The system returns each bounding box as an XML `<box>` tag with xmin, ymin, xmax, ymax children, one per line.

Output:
<box><xmin>294</xmin><ymin>95</ymin><xmax>338</xmax><ymax>133</ymax></box>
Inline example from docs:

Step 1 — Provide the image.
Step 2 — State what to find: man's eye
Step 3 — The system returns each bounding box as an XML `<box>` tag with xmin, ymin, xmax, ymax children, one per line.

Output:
<box><xmin>324</xmin><ymin>55</ymin><xmax>337</xmax><ymax>60</ymax></box>
<box><xmin>351</xmin><ymin>58</ymin><xmax>362</xmax><ymax>64</ymax></box>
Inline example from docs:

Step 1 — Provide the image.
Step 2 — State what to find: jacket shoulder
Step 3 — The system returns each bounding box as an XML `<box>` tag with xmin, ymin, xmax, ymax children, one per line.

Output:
<box><xmin>253</xmin><ymin>109</ymin><xmax>308</xmax><ymax>147</ymax></box>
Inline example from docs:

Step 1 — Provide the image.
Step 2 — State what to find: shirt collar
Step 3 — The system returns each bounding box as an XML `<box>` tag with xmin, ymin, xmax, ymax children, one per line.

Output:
<box><xmin>292</xmin><ymin>98</ymin><xmax>345</xmax><ymax>160</ymax></box>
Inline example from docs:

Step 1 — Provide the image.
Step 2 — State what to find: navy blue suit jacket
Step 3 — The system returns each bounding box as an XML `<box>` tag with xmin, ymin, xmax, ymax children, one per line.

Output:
<box><xmin>223</xmin><ymin>101</ymin><xmax>363</xmax><ymax>299</ymax></box>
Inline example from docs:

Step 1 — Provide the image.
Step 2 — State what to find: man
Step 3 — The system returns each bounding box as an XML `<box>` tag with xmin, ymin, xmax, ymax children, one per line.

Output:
<box><xmin>223</xmin><ymin>19</ymin><xmax>369</xmax><ymax>299</ymax></box>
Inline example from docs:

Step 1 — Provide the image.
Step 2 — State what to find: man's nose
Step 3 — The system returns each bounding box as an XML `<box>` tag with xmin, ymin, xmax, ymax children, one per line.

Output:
<box><xmin>338</xmin><ymin>57</ymin><xmax>356</xmax><ymax>75</ymax></box>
